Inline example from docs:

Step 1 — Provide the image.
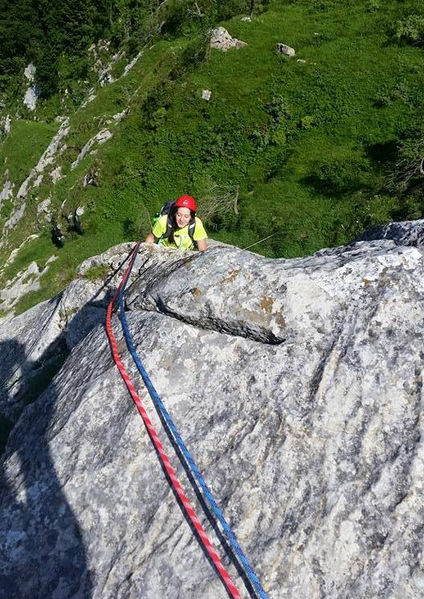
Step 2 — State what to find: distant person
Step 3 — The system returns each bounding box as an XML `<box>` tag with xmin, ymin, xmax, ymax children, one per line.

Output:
<box><xmin>145</xmin><ymin>195</ymin><xmax>207</xmax><ymax>251</ymax></box>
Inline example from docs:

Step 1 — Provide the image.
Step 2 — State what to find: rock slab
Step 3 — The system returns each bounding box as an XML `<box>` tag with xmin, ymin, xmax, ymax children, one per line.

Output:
<box><xmin>0</xmin><ymin>225</ymin><xmax>424</xmax><ymax>598</ymax></box>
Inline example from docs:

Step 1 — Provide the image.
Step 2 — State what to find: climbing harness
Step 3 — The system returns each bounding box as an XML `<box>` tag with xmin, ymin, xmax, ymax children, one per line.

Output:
<box><xmin>106</xmin><ymin>242</ymin><xmax>269</xmax><ymax>599</ymax></box>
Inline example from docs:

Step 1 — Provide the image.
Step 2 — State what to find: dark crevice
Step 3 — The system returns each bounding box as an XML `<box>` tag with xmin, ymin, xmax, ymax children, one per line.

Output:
<box><xmin>143</xmin><ymin>296</ymin><xmax>286</xmax><ymax>346</ymax></box>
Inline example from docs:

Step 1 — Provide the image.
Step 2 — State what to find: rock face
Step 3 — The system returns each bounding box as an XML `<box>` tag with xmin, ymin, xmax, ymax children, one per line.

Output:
<box><xmin>210</xmin><ymin>27</ymin><xmax>247</xmax><ymax>52</ymax></box>
<box><xmin>23</xmin><ymin>63</ymin><xmax>39</xmax><ymax>111</ymax></box>
<box><xmin>1</xmin><ymin>225</ymin><xmax>424</xmax><ymax>598</ymax></box>
<box><xmin>15</xmin><ymin>118</ymin><xmax>70</xmax><ymax>201</ymax></box>
<box><xmin>276</xmin><ymin>43</ymin><xmax>296</xmax><ymax>57</ymax></box>
<box><xmin>71</xmin><ymin>128</ymin><xmax>113</xmax><ymax>170</ymax></box>
<box><xmin>357</xmin><ymin>217</ymin><xmax>424</xmax><ymax>246</ymax></box>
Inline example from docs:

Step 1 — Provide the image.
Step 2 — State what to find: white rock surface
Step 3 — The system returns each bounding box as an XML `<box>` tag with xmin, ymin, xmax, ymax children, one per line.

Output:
<box><xmin>23</xmin><ymin>86</ymin><xmax>39</xmax><ymax>111</ymax></box>
<box><xmin>36</xmin><ymin>197</ymin><xmax>52</xmax><ymax>220</ymax></box>
<box><xmin>3</xmin><ymin>200</ymin><xmax>26</xmax><ymax>232</ymax></box>
<box><xmin>1</xmin><ymin>234</ymin><xmax>39</xmax><ymax>272</ymax></box>
<box><xmin>1</xmin><ymin>224</ymin><xmax>424</xmax><ymax>598</ymax></box>
<box><xmin>71</xmin><ymin>129</ymin><xmax>112</xmax><ymax>169</ymax></box>
<box><xmin>50</xmin><ymin>166</ymin><xmax>62</xmax><ymax>182</ymax></box>
<box><xmin>80</xmin><ymin>90</ymin><xmax>96</xmax><ymax>108</ymax></box>
<box><xmin>210</xmin><ymin>27</ymin><xmax>247</xmax><ymax>51</ymax></box>
<box><xmin>24</xmin><ymin>64</ymin><xmax>36</xmax><ymax>82</ymax></box>
<box><xmin>111</xmin><ymin>109</ymin><xmax>129</xmax><ymax>122</ymax></box>
<box><xmin>0</xmin><ymin>180</ymin><xmax>13</xmax><ymax>207</ymax></box>
<box><xmin>0</xmin><ymin>261</ymin><xmax>46</xmax><ymax>313</ymax></box>
<box><xmin>123</xmin><ymin>51</ymin><xmax>142</xmax><ymax>76</ymax></box>
<box><xmin>276</xmin><ymin>43</ymin><xmax>296</xmax><ymax>57</ymax></box>
<box><xmin>23</xmin><ymin>64</ymin><xmax>39</xmax><ymax>111</ymax></box>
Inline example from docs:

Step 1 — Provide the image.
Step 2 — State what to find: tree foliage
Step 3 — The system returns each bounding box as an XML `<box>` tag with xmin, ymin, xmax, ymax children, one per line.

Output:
<box><xmin>0</xmin><ymin>0</ymin><xmax>260</xmax><ymax>98</ymax></box>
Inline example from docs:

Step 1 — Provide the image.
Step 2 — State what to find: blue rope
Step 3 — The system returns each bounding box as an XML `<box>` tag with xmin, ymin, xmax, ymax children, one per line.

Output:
<box><xmin>117</xmin><ymin>252</ymin><xmax>269</xmax><ymax>599</ymax></box>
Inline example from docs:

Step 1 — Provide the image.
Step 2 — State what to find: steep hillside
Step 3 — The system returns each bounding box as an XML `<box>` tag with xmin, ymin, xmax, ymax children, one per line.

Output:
<box><xmin>0</xmin><ymin>0</ymin><xmax>424</xmax><ymax>317</ymax></box>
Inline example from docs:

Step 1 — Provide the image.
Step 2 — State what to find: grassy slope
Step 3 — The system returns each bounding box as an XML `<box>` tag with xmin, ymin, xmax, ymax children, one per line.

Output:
<box><xmin>0</xmin><ymin>0</ymin><xmax>423</xmax><ymax>313</ymax></box>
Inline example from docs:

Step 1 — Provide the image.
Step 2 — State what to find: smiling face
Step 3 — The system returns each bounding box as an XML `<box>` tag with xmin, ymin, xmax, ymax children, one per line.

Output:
<box><xmin>175</xmin><ymin>207</ymin><xmax>192</xmax><ymax>228</ymax></box>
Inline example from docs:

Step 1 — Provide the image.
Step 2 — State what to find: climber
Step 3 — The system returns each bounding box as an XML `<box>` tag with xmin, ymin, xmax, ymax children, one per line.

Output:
<box><xmin>145</xmin><ymin>195</ymin><xmax>207</xmax><ymax>251</ymax></box>
<box><xmin>52</xmin><ymin>224</ymin><xmax>64</xmax><ymax>248</ymax></box>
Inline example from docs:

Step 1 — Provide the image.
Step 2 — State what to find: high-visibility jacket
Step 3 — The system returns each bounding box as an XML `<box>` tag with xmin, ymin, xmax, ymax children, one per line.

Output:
<box><xmin>152</xmin><ymin>215</ymin><xmax>207</xmax><ymax>250</ymax></box>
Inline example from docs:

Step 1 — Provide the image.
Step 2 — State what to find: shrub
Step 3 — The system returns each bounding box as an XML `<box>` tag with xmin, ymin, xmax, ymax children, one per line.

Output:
<box><xmin>365</xmin><ymin>0</ymin><xmax>381</xmax><ymax>12</ymax></box>
<box><xmin>309</xmin><ymin>156</ymin><xmax>370</xmax><ymax>195</ymax></box>
<box><xmin>394</xmin><ymin>14</ymin><xmax>424</xmax><ymax>46</ymax></box>
<box><xmin>388</xmin><ymin>128</ymin><xmax>424</xmax><ymax>193</ymax></box>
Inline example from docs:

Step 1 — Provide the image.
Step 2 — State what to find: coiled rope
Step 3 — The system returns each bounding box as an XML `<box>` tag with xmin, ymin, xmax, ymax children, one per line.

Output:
<box><xmin>107</xmin><ymin>241</ymin><xmax>269</xmax><ymax>598</ymax></box>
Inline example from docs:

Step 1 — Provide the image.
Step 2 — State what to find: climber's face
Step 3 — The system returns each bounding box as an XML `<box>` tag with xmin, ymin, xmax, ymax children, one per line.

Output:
<box><xmin>175</xmin><ymin>207</ymin><xmax>192</xmax><ymax>228</ymax></box>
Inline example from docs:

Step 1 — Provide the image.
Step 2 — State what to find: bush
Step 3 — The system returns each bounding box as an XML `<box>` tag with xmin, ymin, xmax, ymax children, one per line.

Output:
<box><xmin>394</xmin><ymin>14</ymin><xmax>424</xmax><ymax>46</ymax></box>
<box><xmin>388</xmin><ymin>128</ymin><xmax>424</xmax><ymax>193</ymax></box>
<box><xmin>365</xmin><ymin>0</ymin><xmax>380</xmax><ymax>12</ymax></box>
<box><xmin>309</xmin><ymin>156</ymin><xmax>370</xmax><ymax>195</ymax></box>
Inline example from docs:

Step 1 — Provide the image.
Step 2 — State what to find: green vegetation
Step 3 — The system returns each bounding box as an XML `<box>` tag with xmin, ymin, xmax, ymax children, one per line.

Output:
<box><xmin>0</xmin><ymin>120</ymin><xmax>58</xmax><ymax>184</ymax></box>
<box><xmin>1</xmin><ymin>0</ymin><xmax>424</xmax><ymax>313</ymax></box>
<box><xmin>83</xmin><ymin>263</ymin><xmax>110</xmax><ymax>281</ymax></box>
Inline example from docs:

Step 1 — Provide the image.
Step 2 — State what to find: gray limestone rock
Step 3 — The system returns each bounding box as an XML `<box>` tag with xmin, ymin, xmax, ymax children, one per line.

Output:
<box><xmin>1</xmin><ymin>227</ymin><xmax>424</xmax><ymax>598</ymax></box>
<box><xmin>71</xmin><ymin>129</ymin><xmax>113</xmax><ymax>170</ymax></box>
<box><xmin>357</xmin><ymin>218</ymin><xmax>424</xmax><ymax>246</ymax></box>
<box><xmin>210</xmin><ymin>27</ymin><xmax>247</xmax><ymax>52</ymax></box>
<box><xmin>276</xmin><ymin>43</ymin><xmax>296</xmax><ymax>57</ymax></box>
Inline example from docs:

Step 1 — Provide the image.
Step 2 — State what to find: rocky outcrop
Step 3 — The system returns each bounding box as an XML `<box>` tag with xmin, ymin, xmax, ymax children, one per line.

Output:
<box><xmin>19</xmin><ymin>118</ymin><xmax>70</xmax><ymax>197</ymax></box>
<box><xmin>357</xmin><ymin>217</ymin><xmax>424</xmax><ymax>246</ymax></box>
<box><xmin>71</xmin><ymin>129</ymin><xmax>113</xmax><ymax>170</ymax></box>
<box><xmin>0</xmin><ymin>226</ymin><xmax>423</xmax><ymax>598</ymax></box>
<box><xmin>0</xmin><ymin>180</ymin><xmax>13</xmax><ymax>208</ymax></box>
<box><xmin>123</xmin><ymin>51</ymin><xmax>143</xmax><ymax>76</ymax></box>
<box><xmin>23</xmin><ymin>63</ymin><xmax>40</xmax><ymax>111</ymax></box>
<box><xmin>210</xmin><ymin>27</ymin><xmax>247</xmax><ymax>52</ymax></box>
<box><xmin>0</xmin><ymin>260</ymin><xmax>48</xmax><ymax>312</ymax></box>
<box><xmin>276</xmin><ymin>43</ymin><xmax>296</xmax><ymax>57</ymax></box>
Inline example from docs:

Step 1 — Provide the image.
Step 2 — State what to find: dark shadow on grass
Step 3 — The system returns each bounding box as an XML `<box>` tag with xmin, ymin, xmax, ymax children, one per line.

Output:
<box><xmin>300</xmin><ymin>174</ymin><xmax>356</xmax><ymax>198</ymax></box>
<box><xmin>365</xmin><ymin>140</ymin><xmax>398</xmax><ymax>165</ymax></box>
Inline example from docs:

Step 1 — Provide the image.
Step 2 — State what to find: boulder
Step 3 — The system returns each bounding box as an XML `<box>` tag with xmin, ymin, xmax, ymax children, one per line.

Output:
<box><xmin>210</xmin><ymin>27</ymin><xmax>247</xmax><ymax>52</ymax></box>
<box><xmin>276</xmin><ymin>43</ymin><xmax>296</xmax><ymax>57</ymax></box>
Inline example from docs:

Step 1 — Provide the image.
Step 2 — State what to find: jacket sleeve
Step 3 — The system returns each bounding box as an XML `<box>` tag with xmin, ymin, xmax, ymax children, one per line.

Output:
<box><xmin>193</xmin><ymin>218</ymin><xmax>207</xmax><ymax>241</ymax></box>
<box><xmin>152</xmin><ymin>215</ymin><xmax>167</xmax><ymax>239</ymax></box>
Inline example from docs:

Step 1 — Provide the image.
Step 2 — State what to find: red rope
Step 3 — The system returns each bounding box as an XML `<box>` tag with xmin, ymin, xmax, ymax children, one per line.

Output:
<box><xmin>105</xmin><ymin>244</ymin><xmax>242</xmax><ymax>599</ymax></box>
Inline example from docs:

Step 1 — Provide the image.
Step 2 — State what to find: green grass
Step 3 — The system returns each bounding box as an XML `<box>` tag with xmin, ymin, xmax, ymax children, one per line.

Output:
<box><xmin>82</xmin><ymin>263</ymin><xmax>110</xmax><ymax>281</ymax></box>
<box><xmin>2</xmin><ymin>0</ymin><xmax>424</xmax><ymax>312</ymax></box>
<box><xmin>0</xmin><ymin>120</ymin><xmax>58</xmax><ymax>186</ymax></box>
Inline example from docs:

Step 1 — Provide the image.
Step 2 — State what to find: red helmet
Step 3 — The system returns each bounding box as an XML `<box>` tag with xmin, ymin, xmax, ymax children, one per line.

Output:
<box><xmin>175</xmin><ymin>195</ymin><xmax>197</xmax><ymax>212</ymax></box>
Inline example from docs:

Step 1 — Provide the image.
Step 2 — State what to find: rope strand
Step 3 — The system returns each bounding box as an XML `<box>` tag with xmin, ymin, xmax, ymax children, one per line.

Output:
<box><xmin>118</xmin><ymin>289</ymin><xmax>269</xmax><ymax>599</ymax></box>
<box><xmin>105</xmin><ymin>243</ymin><xmax>242</xmax><ymax>599</ymax></box>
